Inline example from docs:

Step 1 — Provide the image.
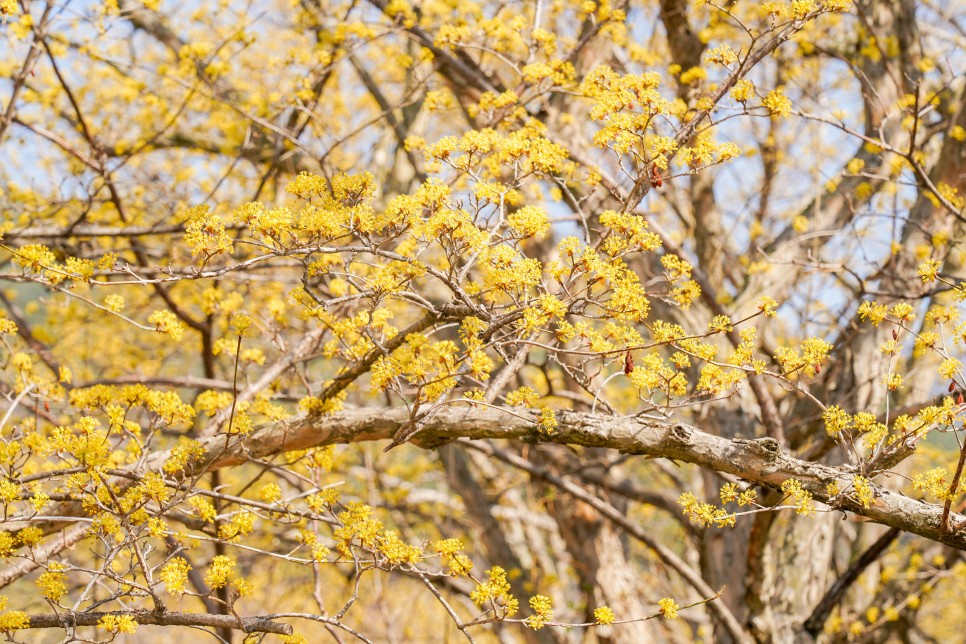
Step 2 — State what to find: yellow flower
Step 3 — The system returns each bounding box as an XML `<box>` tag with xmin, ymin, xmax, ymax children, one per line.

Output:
<box><xmin>730</xmin><ymin>79</ymin><xmax>755</xmax><ymax>102</ymax></box>
<box><xmin>0</xmin><ymin>480</ymin><xmax>19</xmax><ymax>504</ymax></box>
<box><xmin>183</xmin><ymin>205</ymin><xmax>234</xmax><ymax>257</ymax></box>
<box><xmin>705</xmin><ymin>45</ymin><xmax>738</xmax><ymax>66</ymax></box>
<box><xmin>678</xmin><ymin>492</ymin><xmax>735</xmax><ymax>528</ymax></box>
<box><xmin>857</xmin><ymin>301</ymin><xmax>888</xmax><ymax>326</ymax></box>
<box><xmin>823</xmin><ymin>405</ymin><xmax>852</xmax><ymax>435</ymax></box>
<box><xmin>679</xmin><ymin>66</ymin><xmax>707</xmax><ymax>85</ymax></box>
<box><xmin>918</xmin><ymin>259</ymin><xmax>941</xmax><ymax>283</ymax></box>
<box><xmin>537</xmin><ymin>407</ymin><xmax>557</xmax><ymax>434</ymax></box>
<box><xmin>507</xmin><ymin>206</ymin><xmax>551</xmax><ymax>238</ymax></box>
<box><xmin>36</xmin><ymin>563</ymin><xmax>68</xmax><ymax>602</ymax></box>
<box><xmin>658</xmin><ymin>597</ymin><xmax>679</xmax><ymax>619</ymax></box>
<box><xmin>889</xmin><ymin>302</ymin><xmax>915</xmax><ymax>321</ymax></box>
<box><xmin>204</xmin><ymin>555</ymin><xmax>235</xmax><ymax>589</ymax></box>
<box><xmin>13</xmin><ymin>244</ymin><xmax>56</xmax><ymax>272</ymax></box>
<box><xmin>435</xmin><ymin>538</ymin><xmax>473</xmax><ymax>575</ymax></box>
<box><xmin>148</xmin><ymin>310</ymin><xmax>186</xmax><ymax>342</ymax></box>
<box><xmin>709</xmin><ymin>315</ymin><xmax>733</xmax><ymax>333</ymax></box>
<box><xmin>846</xmin><ymin>158</ymin><xmax>865</xmax><ymax>174</ymax></box>
<box><xmin>853</xmin><ymin>476</ymin><xmax>875</xmax><ymax>508</ymax></box>
<box><xmin>0</xmin><ymin>610</ymin><xmax>29</xmax><ymax>631</ymax></box>
<box><xmin>792</xmin><ymin>0</ymin><xmax>817</xmax><ymax>18</ymax></box>
<box><xmin>505</xmin><ymin>386</ymin><xmax>538</xmax><ymax>407</ymax></box>
<box><xmin>258</xmin><ymin>482</ymin><xmax>282</xmax><ymax>503</ymax></box>
<box><xmin>0</xmin><ymin>533</ymin><xmax>14</xmax><ymax>556</ymax></box>
<box><xmin>378</xmin><ymin>530</ymin><xmax>422</xmax><ymax>565</ymax></box>
<box><xmin>939</xmin><ymin>358</ymin><xmax>961</xmax><ymax>379</ymax></box>
<box><xmin>594</xmin><ymin>606</ymin><xmax>616</xmax><ymax>625</ymax></box>
<box><xmin>97</xmin><ymin>614</ymin><xmax>138</xmax><ymax>634</ymax></box>
<box><xmin>719</xmin><ymin>482</ymin><xmax>739</xmax><ymax>504</ymax></box>
<box><xmin>756</xmin><ymin>296</ymin><xmax>779</xmax><ymax>316</ymax></box>
<box><xmin>883</xmin><ymin>372</ymin><xmax>902</xmax><ymax>391</ymax></box>
<box><xmin>471</xmin><ymin>567</ymin><xmax>519</xmax><ymax>615</ymax></box>
<box><xmin>824</xmin><ymin>0</ymin><xmax>852</xmax><ymax>10</ymax></box>
<box><xmin>230</xmin><ymin>313</ymin><xmax>254</xmax><ymax>335</ymax></box>
<box><xmin>525</xmin><ymin>594</ymin><xmax>553</xmax><ymax>630</ymax></box>
<box><xmin>780</xmin><ymin>479</ymin><xmax>816</xmax><ymax>516</ymax></box>
<box><xmin>763</xmin><ymin>88</ymin><xmax>792</xmax><ymax>118</ymax></box>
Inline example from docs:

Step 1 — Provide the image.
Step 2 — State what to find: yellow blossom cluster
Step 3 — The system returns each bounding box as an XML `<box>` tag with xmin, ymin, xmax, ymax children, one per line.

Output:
<box><xmin>435</xmin><ymin>538</ymin><xmax>473</xmax><ymax>575</ymax></box>
<box><xmin>911</xmin><ymin>467</ymin><xmax>954</xmax><ymax>502</ymax></box>
<box><xmin>594</xmin><ymin>606</ymin><xmax>616</xmax><ymax>625</ymax></box>
<box><xmin>525</xmin><ymin>594</ymin><xmax>553</xmax><ymax>630</ymax></box>
<box><xmin>97</xmin><ymin>614</ymin><xmax>138</xmax><ymax>634</ymax></box>
<box><xmin>470</xmin><ymin>566</ymin><xmax>519</xmax><ymax>616</ymax></box>
<box><xmin>780</xmin><ymin>479</ymin><xmax>816</xmax><ymax>516</ymax></box>
<box><xmin>370</xmin><ymin>334</ymin><xmax>461</xmax><ymax>403</ymax></box>
<box><xmin>678</xmin><ymin>492</ymin><xmax>736</xmax><ymax>528</ymax></box>
<box><xmin>182</xmin><ymin>205</ymin><xmax>234</xmax><ymax>258</ymax></box>
<box><xmin>658</xmin><ymin>597</ymin><xmax>679</xmax><ymax>619</ymax></box>
<box><xmin>160</xmin><ymin>557</ymin><xmax>192</xmax><ymax>594</ymax></box>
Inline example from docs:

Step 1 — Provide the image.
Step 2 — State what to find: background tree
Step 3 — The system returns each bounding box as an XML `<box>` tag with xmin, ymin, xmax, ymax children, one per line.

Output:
<box><xmin>0</xmin><ymin>0</ymin><xmax>965</xmax><ymax>642</ymax></box>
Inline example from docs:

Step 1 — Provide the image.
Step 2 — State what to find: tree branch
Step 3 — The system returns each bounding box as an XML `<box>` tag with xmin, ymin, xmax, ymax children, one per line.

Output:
<box><xmin>22</xmin><ymin>610</ymin><xmax>293</xmax><ymax>635</ymax></box>
<box><xmin>176</xmin><ymin>407</ymin><xmax>966</xmax><ymax>550</ymax></box>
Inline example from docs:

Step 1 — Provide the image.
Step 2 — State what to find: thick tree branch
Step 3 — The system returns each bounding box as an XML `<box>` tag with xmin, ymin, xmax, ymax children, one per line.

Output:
<box><xmin>173</xmin><ymin>407</ymin><xmax>966</xmax><ymax>550</ymax></box>
<box><xmin>22</xmin><ymin>610</ymin><xmax>293</xmax><ymax>635</ymax></box>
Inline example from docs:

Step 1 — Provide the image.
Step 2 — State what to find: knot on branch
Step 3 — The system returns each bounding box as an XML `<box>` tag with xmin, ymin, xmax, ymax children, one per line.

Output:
<box><xmin>668</xmin><ymin>424</ymin><xmax>693</xmax><ymax>446</ymax></box>
<box><xmin>751</xmin><ymin>437</ymin><xmax>781</xmax><ymax>459</ymax></box>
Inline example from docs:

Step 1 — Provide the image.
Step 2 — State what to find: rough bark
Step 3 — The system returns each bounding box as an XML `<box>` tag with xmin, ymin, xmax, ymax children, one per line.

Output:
<box><xmin>161</xmin><ymin>407</ymin><xmax>966</xmax><ymax>550</ymax></box>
